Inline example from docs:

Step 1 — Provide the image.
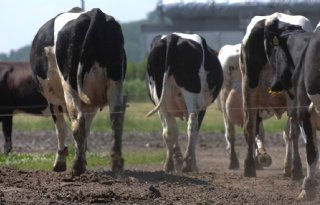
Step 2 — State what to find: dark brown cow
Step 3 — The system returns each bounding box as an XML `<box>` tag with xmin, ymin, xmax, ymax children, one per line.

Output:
<box><xmin>0</xmin><ymin>61</ymin><xmax>50</xmax><ymax>154</ymax></box>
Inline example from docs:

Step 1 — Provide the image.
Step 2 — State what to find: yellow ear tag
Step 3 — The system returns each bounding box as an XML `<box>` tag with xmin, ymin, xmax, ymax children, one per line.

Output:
<box><xmin>268</xmin><ymin>88</ymin><xmax>280</xmax><ymax>96</ymax></box>
<box><xmin>272</xmin><ymin>36</ymin><xmax>279</xmax><ymax>46</ymax></box>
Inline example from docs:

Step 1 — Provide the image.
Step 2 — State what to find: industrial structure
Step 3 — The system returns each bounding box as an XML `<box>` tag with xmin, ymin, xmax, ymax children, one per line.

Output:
<box><xmin>141</xmin><ymin>0</ymin><xmax>320</xmax><ymax>57</ymax></box>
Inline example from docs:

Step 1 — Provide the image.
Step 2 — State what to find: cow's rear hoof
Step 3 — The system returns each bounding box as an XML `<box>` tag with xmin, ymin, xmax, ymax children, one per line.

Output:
<box><xmin>229</xmin><ymin>154</ymin><xmax>240</xmax><ymax>170</ymax></box>
<box><xmin>164</xmin><ymin>158</ymin><xmax>175</xmax><ymax>173</ymax></box>
<box><xmin>4</xmin><ymin>143</ymin><xmax>12</xmax><ymax>155</ymax></box>
<box><xmin>72</xmin><ymin>164</ymin><xmax>86</xmax><ymax>177</ymax></box>
<box><xmin>256</xmin><ymin>153</ymin><xmax>272</xmax><ymax>167</ymax></box>
<box><xmin>244</xmin><ymin>157</ymin><xmax>256</xmax><ymax>177</ymax></box>
<box><xmin>182</xmin><ymin>157</ymin><xmax>198</xmax><ymax>173</ymax></box>
<box><xmin>182</xmin><ymin>165</ymin><xmax>197</xmax><ymax>172</ymax></box>
<box><xmin>111</xmin><ymin>155</ymin><xmax>124</xmax><ymax>175</ymax></box>
<box><xmin>255</xmin><ymin>158</ymin><xmax>264</xmax><ymax>170</ymax></box>
<box><xmin>296</xmin><ymin>190</ymin><xmax>316</xmax><ymax>202</ymax></box>
<box><xmin>283</xmin><ymin>163</ymin><xmax>291</xmax><ymax>177</ymax></box>
<box><xmin>283</xmin><ymin>170</ymin><xmax>291</xmax><ymax>178</ymax></box>
<box><xmin>174</xmin><ymin>157</ymin><xmax>183</xmax><ymax>173</ymax></box>
<box><xmin>53</xmin><ymin>162</ymin><xmax>67</xmax><ymax>172</ymax></box>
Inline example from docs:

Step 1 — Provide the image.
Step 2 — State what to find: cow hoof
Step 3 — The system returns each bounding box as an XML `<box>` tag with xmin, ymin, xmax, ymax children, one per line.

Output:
<box><xmin>283</xmin><ymin>163</ymin><xmax>291</xmax><ymax>177</ymax></box>
<box><xmin>255</xmin><ymin>158</ymin><xmax>264</xmax><ymax>170</ymax></box>
<box><xmin>164</xmin><ymin>158</ymin><xmax>175</xmax><ymax>173</ymax></box>
<box><xmin>256</xmin><ymin>153</ymin><xmax>272</xmax><ymax>167</ymax></box>
<box><xmin>4</xmin><ymin>143</ymin><xmax>12</xmax><ymax>155</ymax></box>
<box><xmin>182</xmin><ymin>156</ymin><xmax>198</xmax><ymax>172</ymax></box>
<box><xmin>228</xmin><ymin>159</ymin><xmax>240</xmax><ymax>170</ymax></box>
<box><xmin>296</xmin><ymin>190</ymin><xmax>316</xmax><ymax>201</ymax></box>
<box><xmin>111</xmin><ymin>155</ymin><xmax>124</xmax><ymax>174</ymax></box>
<box><xmin>229</xmin><ymin>153</ymin><xmax>240</xmax><ymax>170</ymax></box>
<box><xmin>53</xmin><ymin>162</ymin><xmax>67</xmax><ymax>172</ymax></box>
<box><xmin>244</xmin><ymin>157</ymin><xmax>256</xmax><ymax>177</ymax></box>
<box><xmin>174</xmin><ymin>158</ymin><xmax>183</xmax><ymax>173</ymax></box>
<box><xmin>182</xmin><ymin>164</ymin><xmax>198</xmax><ymax>173</ymax></box>
<box><xmin>283</xmin><ymin>170</ymin><xmax>291</xmax><ymax>178</ymax></box>
<box><xmin>72</xmin><ymin>164</ymin><xmax>86</xmax><ymax>177</ymax></box>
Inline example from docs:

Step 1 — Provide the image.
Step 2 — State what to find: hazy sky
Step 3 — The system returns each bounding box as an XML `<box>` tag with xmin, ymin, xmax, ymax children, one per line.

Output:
<box><xmin>0</xmin><ymin>0</ymin><xmax>158</xmax><ymax>53</ymax></box>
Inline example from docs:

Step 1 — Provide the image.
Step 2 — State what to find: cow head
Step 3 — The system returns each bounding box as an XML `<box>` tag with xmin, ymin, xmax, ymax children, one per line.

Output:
<box><xmin>264</xmin><ymin>18</ymin><xmax>304</xmax><ymax>92</ymax></box>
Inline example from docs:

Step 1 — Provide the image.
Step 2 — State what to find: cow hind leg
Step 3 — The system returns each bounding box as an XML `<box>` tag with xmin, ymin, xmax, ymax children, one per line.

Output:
<box><xmin>289</xmin><ymin>117</ymin><xmax>303</xmax><ymax>180</ymax></box>
<box><xmin>282</xmin><ymin>119</ymin><xmax>292</xmax><ymax>177</ymax></box>
<box><xmin>254</xmin><ymin>117</ymin><xmax>272</xmax><ymax>168</ymax></box>
<box><xmin>243</xmin><ymin>108</ymin><xmax>257</xmax><ymax>177</ymax></box>
<box><xmin>159</xmin><ymin>110</ymin><xmax>183</xmax><ymax>173</ymax></box>
<box><xmin>2</xmin><ymin>116</ymin><xmax>13</xmax><ymax>155</ymax></box>
<box><xmin>226</xmin><ymin>123</ymin><xmax>239</xmax><ymax>170</ymax></box>
<box><xmin>297</xmin><ymin>117</ymin><xmax>318</xmax><ymax>201</ymax></box>
<box><xmin>182</xmin><ymin>112</ymin><xmax>199</xmax><ymax>172</ymax></box>
<box><xmin>71</xmin><ymin>113</ymin><xmax>87</xmax><ymax>176</ymax></box>
<box><xmin>64</xmin><ymin>92</ymin><xmax>87</xmax><ymax>176</ymax></box>
<box><xmin>110</xmin><ymin>103</ymin><xmax>125</xmax><ymax>174</ymax></box>
<box><xmin>51</xmin><ymin>105</ymin><xmax>69</xmax><ymax>172</ymax></box>
<box><xmin>108</xmin><ymin>81</ymin><xmax>125</xmax><ymax>175</ymax></box>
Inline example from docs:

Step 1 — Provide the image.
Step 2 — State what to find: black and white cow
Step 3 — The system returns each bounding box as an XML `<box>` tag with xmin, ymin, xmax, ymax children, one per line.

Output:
<box><xmin>264</xmin><ymin>16</ymin><xmax>319</xmax><ymax>200</ymax></box>
<box><xmin>30</xmin><ymin>7</ymin><xmax>126</xmax><ymax>176</ymax></box>
<box><xmin>240</xmin><ymin>13</ymin><xmax>317</xmax><ymax>199</ymax></box>
<box><xmin>0</xmin><ymin>62</ymin><xmax>51</xmax><ymax>154</ymax></box>
<box><xmin>217</xmin><ymin>44</ymin><xmax>290</xmax><ymax>172</ymax></box>
<box><xmin>146</xmin><ymin>32</ymin><xmax>223</xmax><ymax>172</ymax></box>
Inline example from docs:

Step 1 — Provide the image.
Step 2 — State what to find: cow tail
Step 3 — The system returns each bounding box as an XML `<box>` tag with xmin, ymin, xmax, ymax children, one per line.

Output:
<box><xmin>202</xmin><ymin>38</ymin><xmax>223</xmax><ymax>103</ymax></box>
<box><xmin>145</xmin><ymin>34</ymin><xmax>178</xmax><ymax>117</ymax></box>
<box><xmin>77</xmin><ymin>9</ymin><xmax>105</xmax><ymax>104</ymax></box>
<box><xmin>77</xmin><ymin>64</ymin><xmax>91</xmax><ymax>104</ymax></box>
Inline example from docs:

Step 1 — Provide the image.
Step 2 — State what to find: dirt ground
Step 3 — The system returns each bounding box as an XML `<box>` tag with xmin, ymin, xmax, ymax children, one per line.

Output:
<box><xmin>0</xmin><ymin>131</ymin><xmax>319</xmax><ymax>205</ymax></box>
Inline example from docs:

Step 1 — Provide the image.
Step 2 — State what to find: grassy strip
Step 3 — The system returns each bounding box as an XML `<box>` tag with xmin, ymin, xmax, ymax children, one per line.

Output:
<box><xmin>0</xmin><ymin>149</ymin><xmax>165</xmax><ymax>171</ymax></box>
<box><xmin>13</xmin><ymin>102</ymin><xmax>287</xmax><ymax>134</ymax></box>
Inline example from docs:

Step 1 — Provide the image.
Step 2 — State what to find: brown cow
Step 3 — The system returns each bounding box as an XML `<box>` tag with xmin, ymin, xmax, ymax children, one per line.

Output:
<box><xmin>0</xmin><ymin>61</ymin><xmax>51</xmax><ymax>154</ymax></box>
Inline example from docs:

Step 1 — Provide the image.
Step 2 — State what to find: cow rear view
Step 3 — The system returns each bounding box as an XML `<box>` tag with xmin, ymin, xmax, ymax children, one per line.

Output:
<box><xmin>0</xmin><ymin>62</ymin><xmax>49</xmax><ymax>154</ymax></box>
<box><xmin>146</xmin><ymin>33</ymin><xmax>223</xmax><ymax>172</ymax></box>
<box><xmin>30</xmin><ymin>7</ymin><xmax>126</xmax><ymax>176</ymax></box>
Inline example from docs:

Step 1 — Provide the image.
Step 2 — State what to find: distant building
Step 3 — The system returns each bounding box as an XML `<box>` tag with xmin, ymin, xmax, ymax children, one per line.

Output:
<box><xmin>141</xmin><ymin>1</ymin><xmax>320</xmax><ymax>57</ymax></box>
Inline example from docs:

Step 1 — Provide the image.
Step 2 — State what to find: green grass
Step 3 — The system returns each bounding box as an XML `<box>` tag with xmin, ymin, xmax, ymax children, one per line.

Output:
<box><xmin>13</xmin><ymin>102</ymin><xmax>287</xmax><ymax>134</ymax></box>
<box><xmin>0</xmin><ymin>149</ymin><xmax>165</xmax><ymax>171</ymax></box>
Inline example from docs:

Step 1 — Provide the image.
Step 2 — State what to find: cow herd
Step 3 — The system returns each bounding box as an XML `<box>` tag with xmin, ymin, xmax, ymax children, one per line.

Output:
<box><xmin>1</xmin><ymin>7</ymin><xmax>320</xmax><ymax>201</ymax></box>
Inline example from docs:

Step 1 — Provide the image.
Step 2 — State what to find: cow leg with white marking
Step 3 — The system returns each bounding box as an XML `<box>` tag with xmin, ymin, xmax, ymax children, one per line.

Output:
<box><xmin>59</xmin><ymin>82</ymin><xmax>88</xmax><ymax>176</ymax></box>
<box><xmin>182</xmin><ymin>112</ymin><xmax>199</xmax><ymax>172</ymax></box>
<box><xmin>182</xmin><ymin>92</ymin><xmax>206</xmax><ymax>172</ymax></box>
<box><xmin>51</xmin><ymin>104</ymin><xmax>69</xmax><ymax>172</ymax></box>
<box><xmin>242</xmin><ymin>79</ymin><xmax>258</xmax><ymax>177</ymax></box>
<box><xmin>298</xmin><ymin>108</ymin><xmax>319</xmax><ymax>200</ymax></box>
<box><xmin>158</xmin><ymin>109</ymin><xmax>183</xmax><ymax>172</ymax></box>
<box><xmin>282</xmin><ymin>118</ymin><xmax>292</xmax><ymax>177</ymax></box>
<box><xmin>108</xmin><ymin>80</ymin><xmax>125</xmax><ymax>174</ymax></box>
<box><xmin>223</xmin><ymin>114</ymin><xmax>239</xmax><ymax>170</ymax></box>
<box><xmin>254</xmin><ymin>117</ymin><xmax>272</xmax><ymax>168</ymax></box>
<box><xmin>221</xmin><ymin>88</ymin><xmax>240</xmax><ymax>170</ymax></box>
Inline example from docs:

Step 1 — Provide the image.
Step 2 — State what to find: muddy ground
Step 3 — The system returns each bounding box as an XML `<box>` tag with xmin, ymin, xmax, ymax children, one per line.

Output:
<box><xmin>0</xmin><ymin>131</ymin><xmax>319</xmax><ymax>205</ymax></box>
